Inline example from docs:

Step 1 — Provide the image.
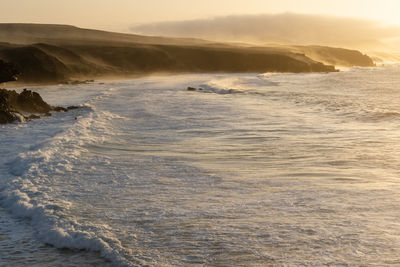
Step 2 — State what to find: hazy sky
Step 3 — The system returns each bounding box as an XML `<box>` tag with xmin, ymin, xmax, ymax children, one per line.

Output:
<box><xmin>1</xmin><ymin>0</ymin><xmax>400</xmax><ymax>31</ymax></box>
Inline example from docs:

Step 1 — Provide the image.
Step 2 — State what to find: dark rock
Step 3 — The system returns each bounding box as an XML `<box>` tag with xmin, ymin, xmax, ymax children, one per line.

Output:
<box><xmin>187</xmin><ymin>87</ymin><xmax>196</xmax><ymax>91</ymax></box>
<box><xmin>67</xmin><ymin>105</ymin><xmax>80</xmax><ymax>110</ymax></box>
<box><xmin>0</xmin><ymin>60</ymin><xmax>20</xmax><ymax>83</ymax></box>
<box><xmin>0</xmin><ymin>89</ymin><xmax>19</xmax><ymax>124</ymax></box>
<box><xmin>16</xmin><ymin>88</ymin><xmax>53</xmax><ymax>113</ymax></box>
<box><xmin>52</xmin><ymin>106</ymin><xmax>67</xmax><ymax>112</ymax></box>
<box><xmin>64</xmin><ymin>79</ymin><xmax>94</xmax><ymax>85</ymax></box>
<box><xmin>0</xmin><ymin>110</ymin><xmax>18</xmax><ymax>124</ymax></box>
<box><xmin>27</xmin><ymin>114</ymin><xmax>41</xmax><ymax>120</ymax></box>
<box><xmin>0</xmin><ymin>88</ymin><xmax>75</xmax><ymax>124</ymax></box>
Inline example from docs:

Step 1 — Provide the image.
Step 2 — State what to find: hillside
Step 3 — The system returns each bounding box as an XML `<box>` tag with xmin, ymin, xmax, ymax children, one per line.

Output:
<box><xmin>0</xmin><ymin>23</ymin><xmax>210</xmax><ymax>46</ymax></box>
<box><xmin>0</xmin><ymin>24</ymin><xmax>376</xmax><ymax>84</ymax></box>
<box><xmin>289</xmin><ymin>45</ymin><xmax>375</xmax><ymax>67</ymax></box>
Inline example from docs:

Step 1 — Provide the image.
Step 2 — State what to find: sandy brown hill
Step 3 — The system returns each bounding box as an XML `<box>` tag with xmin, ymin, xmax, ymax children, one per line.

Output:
<box><xmin>0</xmin><ymin>42</ymin><xmax>337</xmax><ymax>83</ymax></box>
<box><xmin>0</xmin><ymin>23</ymin><xmax>209</xmax><ymax>46</ymax></box>
<box><xmin>290</xmin><ymin>45</ymin><xmax>375</xmax><ymax>67</ymax></box>
<box><xmin>0</xmin><ymin>24</ymin><xmax>377</xmax><ymax>83</ymax></box>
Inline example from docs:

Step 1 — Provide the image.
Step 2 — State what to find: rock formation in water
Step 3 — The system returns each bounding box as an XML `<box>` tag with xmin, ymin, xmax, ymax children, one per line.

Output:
<box><xmin>0</xmin><ymin>88</ymin><xmax>75</xmax><ymax>124</ymax></box>
<box><xmin>0</xmin><ymin>57</ymin><xmax>78</xmax><ymax>124</ymax></box>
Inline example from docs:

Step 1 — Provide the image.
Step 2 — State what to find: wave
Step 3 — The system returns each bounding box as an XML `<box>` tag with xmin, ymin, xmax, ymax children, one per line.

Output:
<box><xmin>357</xmin><ymin>109</ymin><xmax>400</xmax><ymax>122</ymax></box>
<box><xmin>190</xmin><ymin>75</ymin><xmax>278</xmax><ymax>95</ymax></box>
<box><xmin>0</xmin><ymin>87</ymin><xmax>143</xmax><ymax>266</ymax></box>
<box><xmin>293</xmin><ymin>95</ymin><xmax>400</xmax><ymax>123</ymax></box>
<box><xmin>188</xmin><ymin>73</ymin><xmax>400</xmax><ymax>125</ymax></box>
<box><xmin>193</xmin><ymin>84</ymin><xmax>244</xmax><ymax>94</ymax></box>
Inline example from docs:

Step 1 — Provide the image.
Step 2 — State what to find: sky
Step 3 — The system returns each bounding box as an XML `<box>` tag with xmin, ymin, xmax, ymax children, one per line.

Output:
<box><xmin>1</xmin><ymin>0</ymin><xmax>400</xmax><ymax>32</ymax></box>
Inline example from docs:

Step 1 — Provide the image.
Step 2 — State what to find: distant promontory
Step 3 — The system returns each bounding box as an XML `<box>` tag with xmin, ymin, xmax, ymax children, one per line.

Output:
<box><xmin>0</xmin><ymin>24</ymin><xmax>376</xmax><ymax>84</ymax></box>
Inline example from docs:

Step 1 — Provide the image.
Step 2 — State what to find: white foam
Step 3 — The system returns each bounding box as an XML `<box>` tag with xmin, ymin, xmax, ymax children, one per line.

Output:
<box><xmin>0</xmin><ymin>187</ymin><xmax>136</xmax><ymax>266</ymax></box>
<box><xmin>192</xmin><ymin>75</ymin><xmax>279</xmax><ymax>95</ymax></box>
<box><xmin>0</xmin><ymin>87</ymin><xmax>138</xmax><ymax>267</ymax></box>
<box><xmin>12</xmin><ymin>112</ymin><xmax>26</xmax><ymax>122</ymax></box>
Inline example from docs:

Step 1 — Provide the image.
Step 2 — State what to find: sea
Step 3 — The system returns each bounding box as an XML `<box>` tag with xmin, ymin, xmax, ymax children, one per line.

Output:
<box><xmin>1</xmin><ymin>65</ymin><xmax>400</xmax><ymax>266</ymax></box>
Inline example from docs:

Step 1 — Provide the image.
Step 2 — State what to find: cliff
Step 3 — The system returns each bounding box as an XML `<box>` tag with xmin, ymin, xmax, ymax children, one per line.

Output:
<box><xmin>290</xmin><ymin>45</ymin><xmax>375</xmax><ymax>67</ymax></box>
<box><xmin>0</xmin><ymin>42</ymin><xmax>337</xmax><ymax>83</ymax></box>
<box><xmin>0</xmin><ymin>24</ymin><xmax>379</xmax><ymax>84</ymax></box>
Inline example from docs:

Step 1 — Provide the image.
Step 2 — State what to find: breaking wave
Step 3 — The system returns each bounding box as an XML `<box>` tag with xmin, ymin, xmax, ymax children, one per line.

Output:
<box><xmin>0</xmin><ymin>88</ymin><xmax>143</xmax><ymax>266</ymax></box>
<box><xmin>189</xmin><ymin>75</ymin><xmax>278</xmax><ymax>95</ymax></box>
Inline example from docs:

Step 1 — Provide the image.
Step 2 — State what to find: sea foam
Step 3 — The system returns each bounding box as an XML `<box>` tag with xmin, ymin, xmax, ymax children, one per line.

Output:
<box><xmin>0</xmin><ymin>87</ymin><xmax>140</xmax><ymax>266</ymax></box>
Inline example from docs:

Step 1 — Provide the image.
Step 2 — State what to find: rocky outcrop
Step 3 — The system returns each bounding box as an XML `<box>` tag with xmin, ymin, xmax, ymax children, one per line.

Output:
<box><xmin>0</xmin><ymin>88</ymin><xmax>76</xmax><ymax>124</ymax></box>
<box><xmin>290</xmin><ymin>45</ymin><xmax>376</xmax><ymax>67</ymax></box>
<box><xmin>0</xmin><ymin>59</ymin><xmax>19</xmax><ymax>83</ymax></box>
<box><xmin>0</xmin><ymin>60</ymin><xmax>78</xmax><ymax>124</ymax></box>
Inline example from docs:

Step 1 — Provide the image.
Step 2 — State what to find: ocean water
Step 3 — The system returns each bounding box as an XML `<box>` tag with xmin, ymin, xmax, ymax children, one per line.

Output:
<box><xmin>1</xmin><ymin>65</ymin><xmax>400</xmax><ymax>266</ymax></box>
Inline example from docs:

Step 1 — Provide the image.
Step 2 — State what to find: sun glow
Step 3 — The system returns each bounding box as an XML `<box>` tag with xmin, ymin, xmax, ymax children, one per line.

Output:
<box><xmin>0</xmin><ymin>0</ymin><xmax>399</xmax><ymax>31</ymax></box>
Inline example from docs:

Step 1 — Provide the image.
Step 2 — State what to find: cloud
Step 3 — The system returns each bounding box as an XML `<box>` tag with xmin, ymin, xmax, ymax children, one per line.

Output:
<box><xmin>130</xmin><ymin>13</ymin><xmax>400</xmax><ymax>49</ymax></box>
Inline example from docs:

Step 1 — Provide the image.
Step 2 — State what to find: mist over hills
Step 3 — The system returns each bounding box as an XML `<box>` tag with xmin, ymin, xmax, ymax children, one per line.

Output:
<box><xmin>0</xmin><ymin>23</ymin><xmax>210</xmax><ymax>46</ymax></box>
<box><xmin>0</xmin><ymin>23</ymin><xmax>376</xmax><ymax>84</ymax></box>
<box><xmin>131</xmin><ymin>13</ymin><xmax>400</xmax><ymax>51</ymax></box>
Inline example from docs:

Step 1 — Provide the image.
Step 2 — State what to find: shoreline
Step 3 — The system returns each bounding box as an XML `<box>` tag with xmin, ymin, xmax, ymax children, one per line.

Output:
<box><xmin>0</xmin><ymin>23</ymin><xmax>390</xmax><ymax>87</ymax></box>
<box><xmin>3</xmin><ymin>64</ymin><xmax>388</xmax><ymax>88</ymax></box>
<box><xmin>0</xmin><ymin>66</ymin><xmax>345</xmax><ymax>88</ymax></box>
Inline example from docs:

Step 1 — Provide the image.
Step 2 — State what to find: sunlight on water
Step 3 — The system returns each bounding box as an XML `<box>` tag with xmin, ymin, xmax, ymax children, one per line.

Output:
<box><xmin>1</xmin><ymin>65</ymin><xmax>400</xmax><ymax>266</ymax></box>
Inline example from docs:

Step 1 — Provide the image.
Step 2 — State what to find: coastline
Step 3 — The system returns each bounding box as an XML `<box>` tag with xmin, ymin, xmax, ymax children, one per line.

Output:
<box><xmin>2</xmin><ymin>64</ymin><xmax>385</xmax><ymax>88</ymax></box>
<box><xmin>0</xmin><ymin>42</ymin><xmax>338</xmax><ymax>84</ymax></box>
<box><xmin>0</xmin><ymin>23</ymin><xmax>379</xmax><ymax>86</ymax></box>
<box><xmin>2</xmin><ymin>67</ymin><xmax>400</xmax><ymax>265</ymax></box>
